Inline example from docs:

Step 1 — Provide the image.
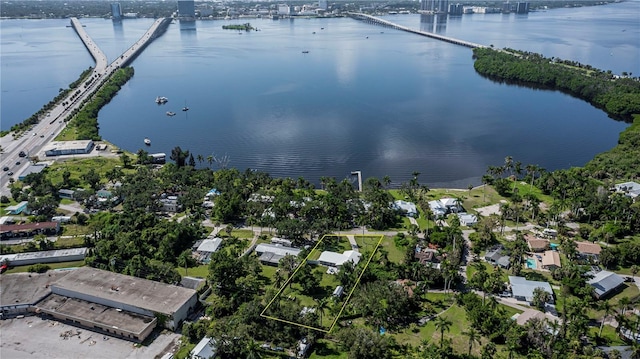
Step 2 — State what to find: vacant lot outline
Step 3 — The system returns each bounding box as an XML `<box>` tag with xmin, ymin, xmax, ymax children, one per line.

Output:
<box><xmin>260</xmin><ymin>234</ymin><xmax>384</xmax><ymax>333</ymax></box>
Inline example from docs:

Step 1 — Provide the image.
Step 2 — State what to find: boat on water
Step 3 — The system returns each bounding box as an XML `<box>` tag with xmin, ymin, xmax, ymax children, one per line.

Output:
<box><xmin>182</xmin><ymin>102</ymin><xmax>189</xmax><ymax>111</ymax></box>
<box><xmin>302</xmin><ymin>50</ymin><xmax>309</xmax><ymax>54</ymax></box>
<box><xmin>144</xmin><ymin>137</ymin><xmax>151</xmax><ymax>145</ymax></box>
<box><xmin>155</xmin><ymin>96</ymin><xmax>168</xmax><ymax>104</ymax></box>
<box><xmin>166</xmin><ymin>111</ymin><xmax>176</xmax><ymax>116</ymax></box>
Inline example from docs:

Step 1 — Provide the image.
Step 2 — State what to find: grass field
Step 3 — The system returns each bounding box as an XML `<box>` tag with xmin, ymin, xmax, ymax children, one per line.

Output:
<box><xmin>45</xmin><ymin>157</ymin><xmax>130</xmax><ymax>189</ymax></box>
<box><xmin>262</xmin><ymin>235</ymin><xmax>383</xmax><ymax>332</ymax></box>
<box><xmin>176</xmin><ymin>264</ymin><xmax>209</xmax><ymax>278</ymax></box>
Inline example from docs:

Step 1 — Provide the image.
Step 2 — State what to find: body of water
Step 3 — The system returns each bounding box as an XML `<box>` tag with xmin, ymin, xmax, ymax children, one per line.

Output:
<box><xmin>1</xmin><ymin>1</ymin><xmax>638</xmax><ymax>187</ymax></box>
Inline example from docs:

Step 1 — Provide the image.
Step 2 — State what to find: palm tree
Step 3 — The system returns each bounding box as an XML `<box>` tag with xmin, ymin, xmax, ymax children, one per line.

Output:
<box><xmin>481</xmin><ymin>342</ymin><xmax>497</xmax><ymax>359</ymax></box>
<box><xmin>196</xmin><ymin>154</ymin><xmax>204</xmax><ymax>165</ymax></box>
<box><xmin>463</xmin><ymin>327</ymin><xmax>481</xmax><ymax>356</ymax></box>
<box><xmin>631</xmin><ymin>265</ymin><xmax>639</xmax><ymax>281</ymax></box>
<box><xmin>481</xmin><ymin>174</ymin><xmax>492</xmax><ymax>202</ymax></box>
<box><xmin>315</xmin><ymin>297</ymin><xmax>330</xmax><ymax>327</ymax></box>
<box><xmin>206</xmin><ymin>155</ymin><xmax>214</xmax><ymax>168</ymax></box>
<box><xmin>434</xmin><ymin>316</ymin><xmax>452</xmax><ymax>349</ymax></box>
<box><xmin>598</xmin><ymin>300</ymin><xmax>614</xmax><ymax>337</ymax></box>
<box><xmin>619</xmin><ymin>297</ymin><xmax>631</xmax><ymax>315</ymax></box>
<box><xmin>383</xmin><ymin>175</ymin><xmax>391</xmax><ymax>189</ymax></box>
<box><xmin>244</xmin><ymin>339</ymin><xmax>263</xmax><ymax>359</ymax></box>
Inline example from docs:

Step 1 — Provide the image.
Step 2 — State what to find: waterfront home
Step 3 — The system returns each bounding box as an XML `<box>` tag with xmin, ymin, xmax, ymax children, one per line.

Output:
<box><xmin>393</xmin><ymin>200</ymin><xmax>418</xmax><ymax>217</ymax></box>
<box><xmin>428</xmin><ymin>198</ymin><xmax>461</xmax><ymax>218</ymax></box>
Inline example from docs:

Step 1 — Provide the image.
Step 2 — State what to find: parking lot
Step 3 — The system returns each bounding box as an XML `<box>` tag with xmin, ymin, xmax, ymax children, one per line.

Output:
<box><xmin>0</xmin><ymin>316</ymin><xmax>180</xmax><ymax>359</ymax></box>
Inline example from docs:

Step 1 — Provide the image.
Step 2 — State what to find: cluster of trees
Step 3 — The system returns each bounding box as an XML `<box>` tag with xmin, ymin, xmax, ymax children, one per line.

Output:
<box><xmin>66</xmin><ymin>67</ymin><xmax>134</xmax><ymax>141</ymax></box>
<box><xmin>586</xmin><ymin>115</ymin><xmax>640</xmax><ymax>181</ymax></box>
<box><xmin>1</xmin><ymin>67</ymin><xmax>94</xmax><ymax>137</ymax></box>
<box><xmin>84</xmin><ymin>210</ymin><xmax>205</xmax><ymax>284</ymax></box>
<box><xmin>222</xmin><ymin>23</ymin><xmax>255</xmax><ymax>31</ymax></box>
<box><xmin>473</xmin><ymin>47</ymin><xmax>640</xmax><ymax>120</ymax></box>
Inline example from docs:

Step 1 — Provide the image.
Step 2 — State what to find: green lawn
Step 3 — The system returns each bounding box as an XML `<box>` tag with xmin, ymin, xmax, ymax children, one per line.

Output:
<box><xmin>378</xmin><ymin>236</ymin><xmax>405</xmax><ymax>265</ymax></box>
<box><xmin>4</xmin><ymin>260</ymin><xmax>85</xmax><ymax>274</ymax></box>
<box><xmin>45</xmin><ymin>157</ymin><xmax>131</xmax><ymax>189</ymax></box>
<box><xmin>177</xmin><ymin>264</ymin><xmax>209</xmax><ymax>278</ymax></box>
<box><xmin>588</xmin><ymin>325</ymin><xmax>626</xmax><ymax>346</ymax></box>
<box><xmin>231</xmin><ymin>229</ymin><xmax>255</xmax><ymax>239</ymax></box>
<box><xmin>309</xmin><ymin>339</ymin><xmax>348</xmax><ymax>359</ymax></box>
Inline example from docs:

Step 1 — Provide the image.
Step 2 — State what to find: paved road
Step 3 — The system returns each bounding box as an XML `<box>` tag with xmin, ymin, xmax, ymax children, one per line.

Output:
<box><xmin>0</xmin><ymin>17</ymin><xmax>169</xmax><ymax>198</ymax></box>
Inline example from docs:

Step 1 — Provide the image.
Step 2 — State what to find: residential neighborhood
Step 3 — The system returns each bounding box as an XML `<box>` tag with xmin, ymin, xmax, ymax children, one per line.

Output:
<box><xmin>1</xmin><ymin>152</ymin><xmax>639</xmax><ymax>359</ymax></box>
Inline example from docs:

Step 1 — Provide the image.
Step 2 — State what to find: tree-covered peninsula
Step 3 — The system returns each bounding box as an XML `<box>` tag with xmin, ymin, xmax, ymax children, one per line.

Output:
<box><xmin>472</xmin><ymin>47</ymin><xmax>640</xmax><ymax>121</ymax></box>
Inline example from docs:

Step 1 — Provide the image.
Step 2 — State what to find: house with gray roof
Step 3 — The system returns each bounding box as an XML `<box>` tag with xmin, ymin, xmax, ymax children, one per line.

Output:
<box><xmin>485</xmin><ymin>245</ymin><xmax>510</xmax><ymax>269</ymax></box>
<box><xmin>614</xmin><ymin>181</ymin><xmax>640</xmax><ymax>199</ymax></box>
<box><xmin>509</xmin><ymin>276</ymin><xmax>554</xmax><ymax>304</ymax></box>
<box><xmin>255</xmin><ymin>243</ymin><xmax>301</xmax><ymax>266</ymax></box>
<box><xmin>588</xmin><ymin>270</ymin><xmax>625</xmax><ymax>299</ymax></box>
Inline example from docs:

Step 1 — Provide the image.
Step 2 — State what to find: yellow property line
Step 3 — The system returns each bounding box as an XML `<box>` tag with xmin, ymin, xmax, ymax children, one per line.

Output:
<box><xmin>260</xmin><ymin>234</ymin><xmax>384</xmax><ymax>333</ymax></box>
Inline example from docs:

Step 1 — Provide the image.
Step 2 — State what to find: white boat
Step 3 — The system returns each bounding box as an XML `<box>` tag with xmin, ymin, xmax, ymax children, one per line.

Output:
<box><xmin>144</xmin><ymin>137</ymin><xmax>151</xmax><ymax>145</ymax></box>
<box><xmin>155</xmin><ymin>96</ymin><xmax>168</xmax><ymax>104</ymax></box>
<box><xmin>166</xmin><ymin>111</ymin><xmax>176</xmax><ymax>116</ymax></box>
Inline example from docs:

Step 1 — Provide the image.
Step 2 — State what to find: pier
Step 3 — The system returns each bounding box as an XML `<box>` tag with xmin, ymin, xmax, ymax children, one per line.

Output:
<box><xmin>347</xmin><ymin>12</ymin><xmax>486</xmax><ymax>49</ymax></box>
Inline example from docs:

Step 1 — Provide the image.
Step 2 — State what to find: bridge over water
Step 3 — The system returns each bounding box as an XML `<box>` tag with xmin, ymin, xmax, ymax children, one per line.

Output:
<box><xmin>347</xmin><ymin>12</ymin><xmax>486</xmax><ymax>49</ymax></box>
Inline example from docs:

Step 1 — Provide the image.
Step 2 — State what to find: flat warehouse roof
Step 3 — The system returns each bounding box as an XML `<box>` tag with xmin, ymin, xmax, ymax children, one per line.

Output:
<box><xmin>51</xmin><ymin>267</ymin><xmax>196</xmax><ymax>315</ymax></box>
<box><xmin>36</xmin><ymin>294</ymin><xmax>156</xmax><ymax>336</ymax></box>
<box><xmin>0</xmin><ymin>271</ymin><xmax>72</xmax><ymax>308</ymax></box>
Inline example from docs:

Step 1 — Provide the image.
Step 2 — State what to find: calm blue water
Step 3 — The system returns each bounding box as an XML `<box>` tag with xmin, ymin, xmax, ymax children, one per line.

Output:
<box><xmin>1</xmin><ymin>1</ymin><xmax>638</xmax><ymax>187</ymax></box>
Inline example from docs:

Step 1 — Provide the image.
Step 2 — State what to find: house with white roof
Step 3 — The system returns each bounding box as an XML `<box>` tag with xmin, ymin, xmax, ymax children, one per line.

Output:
<box><xmin>614</xmin><ymin>181</ymin><xmax>640</xmax><ymax>199</ymax></box>
<box><xmin>318</xmin><ymin>250</ymin><xmax>361</xmax><ymax>267</ymax></box>
<box><xmin>428</xmin><ymin>198</ymin><xmax>461</xmax><ymax>218</ymax></box>
<box><xmin>509</xmin><ymin>276</ymin><xmax>554</xmax><ymax>304</ymax></box>
<box><xmin>196</xmin><ymin>237</ymin><xmax>223</xmax><ymax>263</ymax></box>
<box><xmin>393</xmin><ymin>200</ymin><xmax>418</xmax><ymax>217</ymax></box>
<box><xmin>255</xmin><ymin>243</ymin><xmax>301</xmax><ymax>266</ymax></box>
<box><xmin>190</xmin><ymin>336</ymin><xmax>217</xmax><ymax>359</ymax></box>
<box><xmin>457</xmin><ymin>213</ymin><xmax>478</xmax><ymax>226</ymax></box>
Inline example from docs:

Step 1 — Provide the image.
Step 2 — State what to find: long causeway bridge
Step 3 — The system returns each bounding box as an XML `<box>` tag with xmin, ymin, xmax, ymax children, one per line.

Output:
<box><xmin>347</xmin><ymin>12</ymin><xmax>486</xmax><ymax>49</ymax></box>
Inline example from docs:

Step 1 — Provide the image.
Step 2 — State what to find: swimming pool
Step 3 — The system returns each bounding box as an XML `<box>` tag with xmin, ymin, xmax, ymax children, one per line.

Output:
<box><xmin>526</xmin><ymin>258</ymin><xmax>537</xmax><ymax>269</ymax></box>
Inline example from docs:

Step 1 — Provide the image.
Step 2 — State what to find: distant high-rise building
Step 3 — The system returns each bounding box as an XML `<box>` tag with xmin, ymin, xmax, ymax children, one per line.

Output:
<box><xmin>278</xmin><ymin>4</ymin><xmax>290</xmax><ymax>15</ymax></box>
<box><xmin>448</xmin><ymin>3</ymin><xmax>463</xmax><ymax>15</ymax></box>
<box><xmin>177</xmin><ymin>0</ymin><xmax>195</xmax><ymax>19</ymax></box>
<box><xmin>516</xmin><ymin>2</ymin><xmax>530</xmax><ymax>14</ymax></box>
<box><xmin>420</xmin><ymin>0</ymin><xmax>449</xmax><ymax>13</ymax></box>
<box><xmin>502</xmin><ymin>1</ymin><xmax>513</xmax><ymax>13</ymax></box>
<box><xmin>318</xmin><ymin>0</ymin><xmax>328</xmax><ymax>11</ymax></box>
<box><xmin>110</xmin><ymin>3</ymin><xmax>122</xmax><ymax>20</ymax></box>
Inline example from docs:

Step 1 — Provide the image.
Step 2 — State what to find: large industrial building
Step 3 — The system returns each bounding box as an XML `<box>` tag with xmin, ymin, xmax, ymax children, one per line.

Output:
<box><xmin>0</xmin><ymin>247</ymin><xmax>87</xmax><ymax>267</ymax></box>
<box><xmin>0</xmin><ymin>267</ymin><xmax>198</xmax><ymax>342</ymax></box>
<box><xmin>44</xmin><ymin>140</ymin><xmax>94</xmax><ymax>157</ymax></box>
